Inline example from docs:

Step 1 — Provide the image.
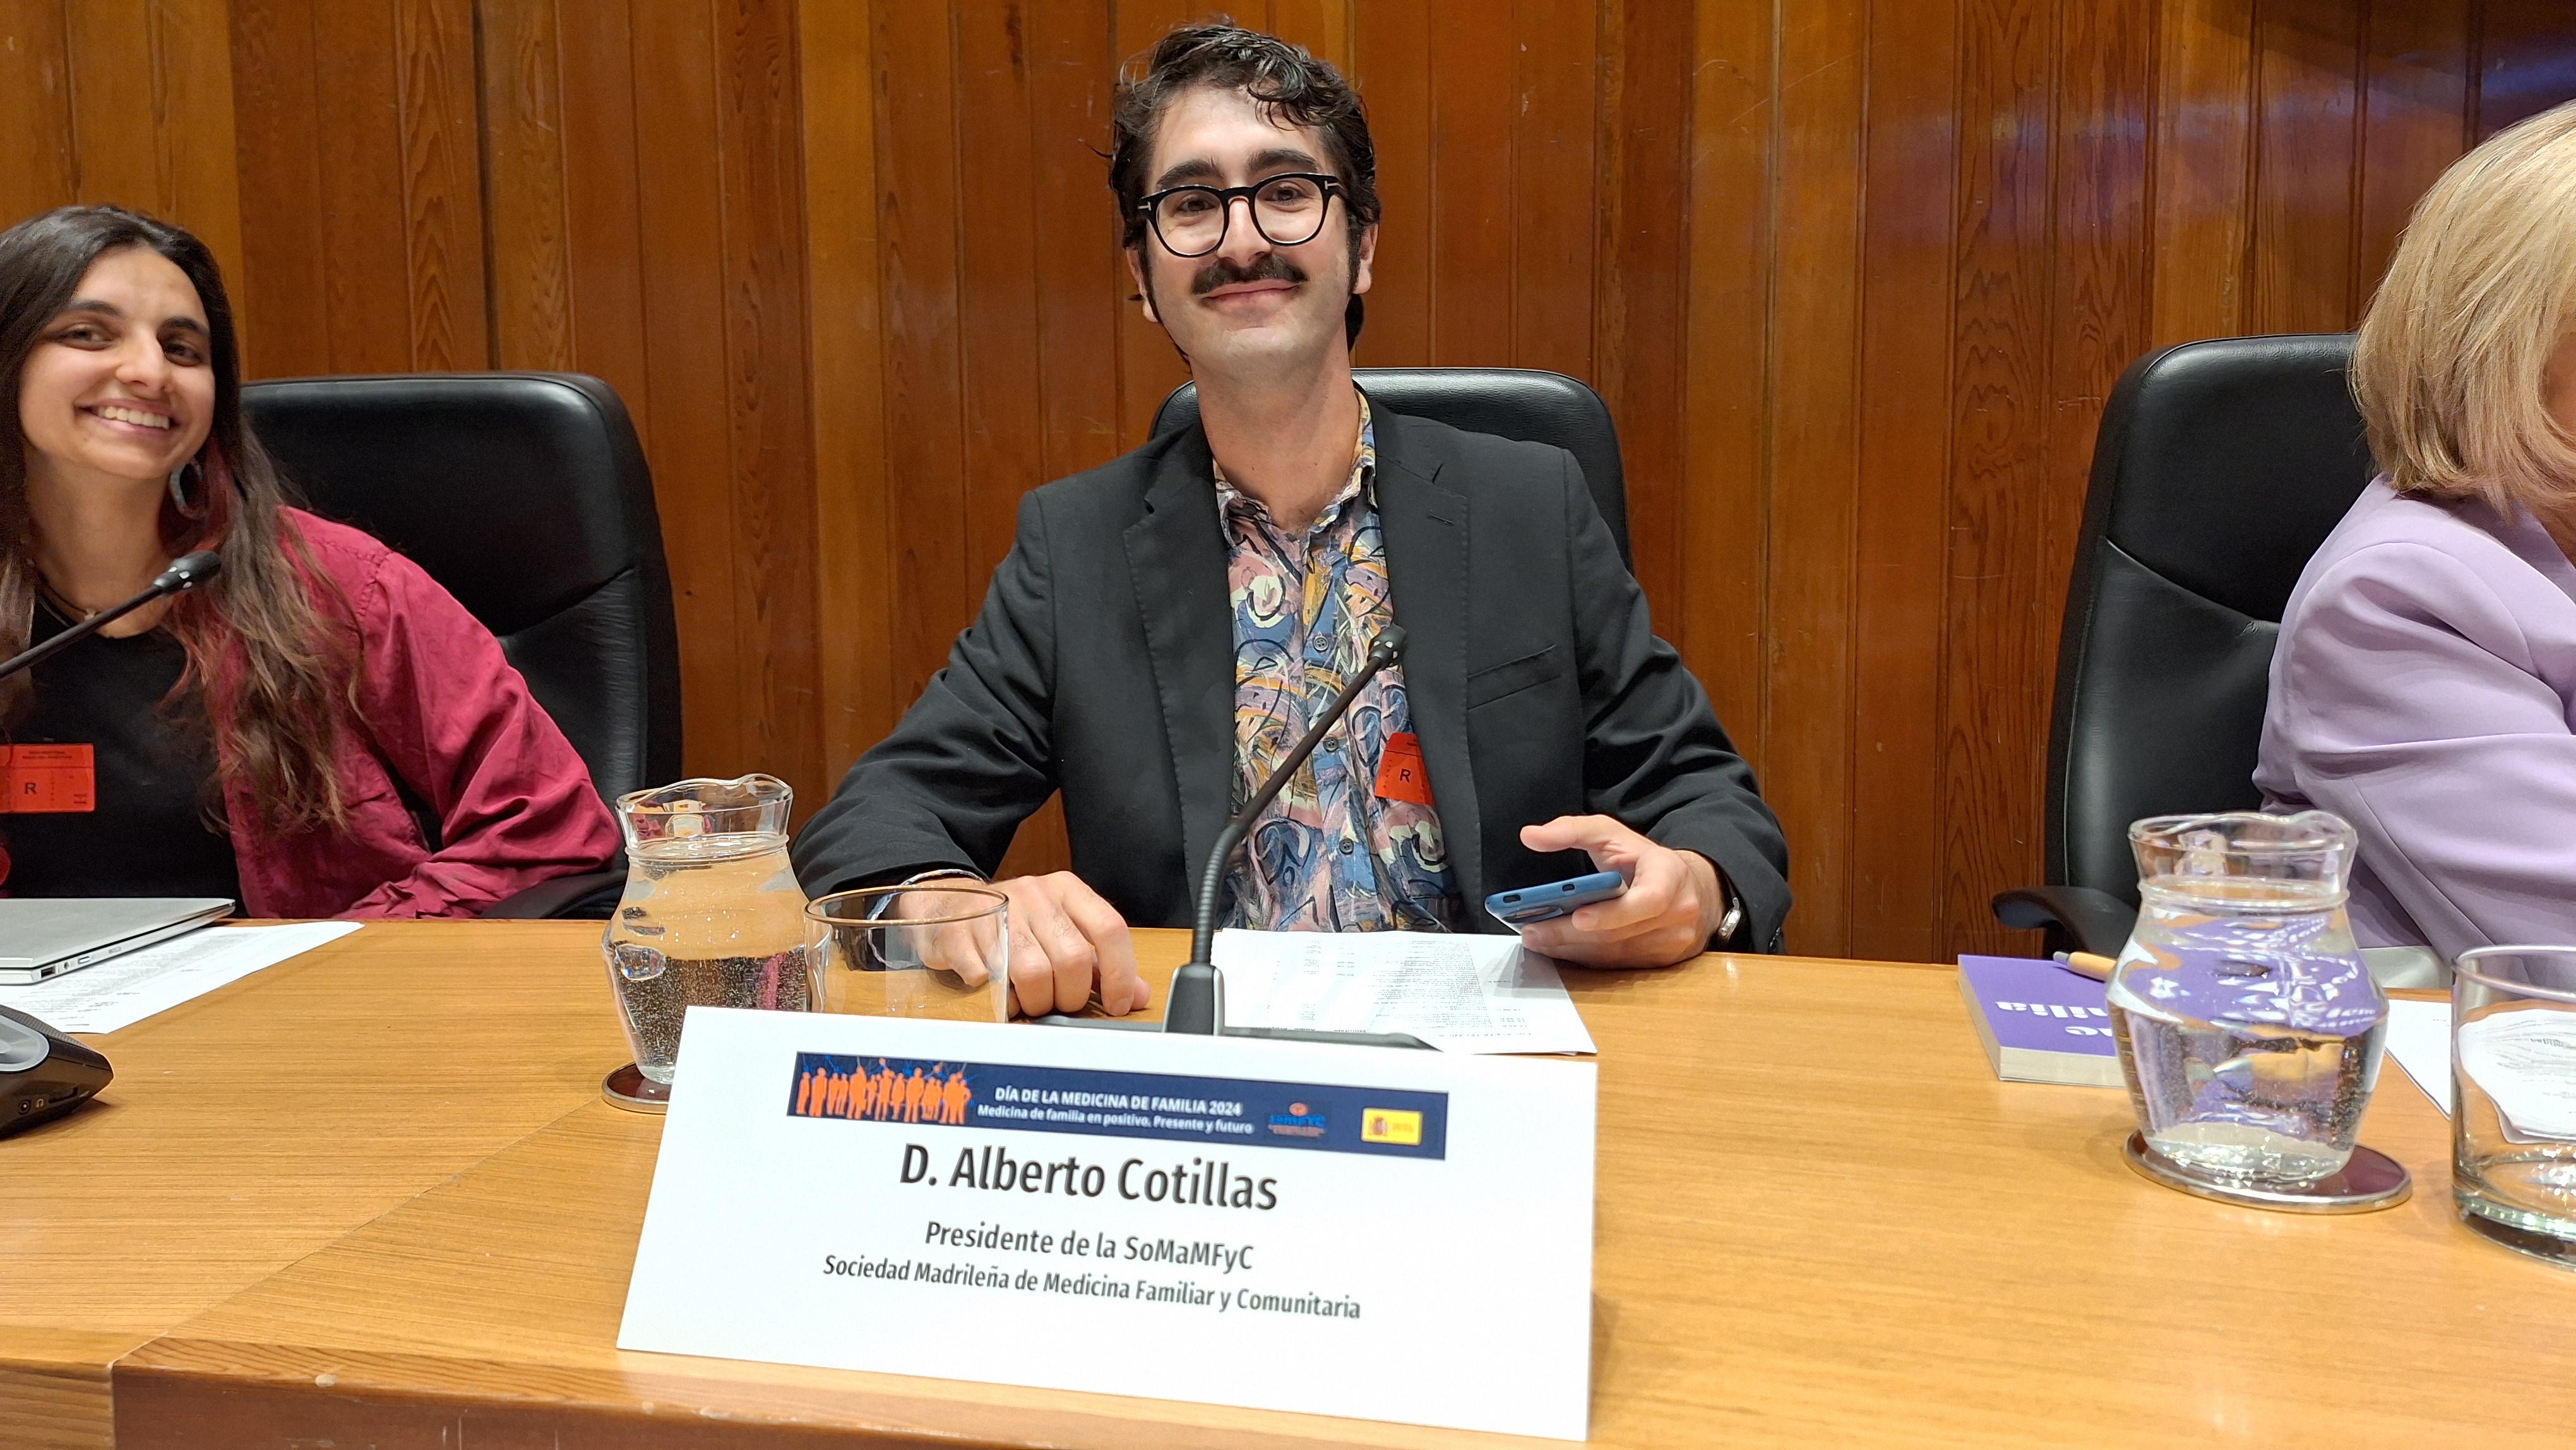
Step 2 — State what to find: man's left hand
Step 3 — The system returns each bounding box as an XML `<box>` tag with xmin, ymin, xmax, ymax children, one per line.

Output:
<box><xmin>1512</xmin><ymin>816</ymin><xmax>1729</xmax><ymax>968</ymax></box>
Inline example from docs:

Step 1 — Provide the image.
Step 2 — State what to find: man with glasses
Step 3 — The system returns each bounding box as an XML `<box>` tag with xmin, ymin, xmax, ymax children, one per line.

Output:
<box><xmin>794</xmin><ymin>23</ymin><xmax>1789</xmax><ymax>1020</ymax></box>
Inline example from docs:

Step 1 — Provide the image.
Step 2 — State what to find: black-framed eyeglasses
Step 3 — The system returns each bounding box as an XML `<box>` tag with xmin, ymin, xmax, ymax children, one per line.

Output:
<box><xmin>1136</xmin><ymin>173</ymin><xmax>1344</xmax><ymax>258</ymax></box>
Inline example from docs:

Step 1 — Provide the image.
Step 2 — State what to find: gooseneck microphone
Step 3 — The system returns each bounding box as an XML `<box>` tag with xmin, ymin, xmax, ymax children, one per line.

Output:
<box><xmin>0</xmin><ymin>551</ymin><xmax>222</xmax><ymax>683</ymax></box>
<box><xmin>1166</xmin><ymin>625</ymin><xmax>1407</xmax><ymax>1034</ymax></box>
<box><xmin>1032</xmin><ymin>623</ymin><xmax>1429</xmax><ymax>1047</ymax></box>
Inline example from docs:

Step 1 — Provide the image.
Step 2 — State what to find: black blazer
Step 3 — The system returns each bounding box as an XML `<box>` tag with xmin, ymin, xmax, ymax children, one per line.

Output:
<box><xmin>792</xmin><ymin>404</ymin><xmax>1791</xmax><ymax>950</ymax></box>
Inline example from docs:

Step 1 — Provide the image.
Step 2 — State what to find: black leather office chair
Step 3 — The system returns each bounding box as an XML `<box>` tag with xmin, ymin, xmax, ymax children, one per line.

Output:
<box><xmin>241</xmin><ymin>373</ymin><xmax>681</xmax><ymax>919</ymax></box>
<box><xmin>1992</xmin><ymin>335</ymin><xmax>2376</xmax><ymax>957</ymax></box>
<box><xmin>1152</xmin><ymin>368</ymin><xmax>1632</xmax><ymax>566</ymax></box>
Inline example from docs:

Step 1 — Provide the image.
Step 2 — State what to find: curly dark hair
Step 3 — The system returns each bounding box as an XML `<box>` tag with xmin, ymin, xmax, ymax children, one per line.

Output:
<box><xmin>1109</xmin><ymin>22</ymin><xmax>1380</xmax><ymax>345</ymax></box>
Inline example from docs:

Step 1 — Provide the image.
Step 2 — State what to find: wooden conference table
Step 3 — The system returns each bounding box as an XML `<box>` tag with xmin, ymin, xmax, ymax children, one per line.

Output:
<box><xmin>4</xmin><ymin>923</ymin><xmax>2572</xmax><ymax>1448</ymax></box>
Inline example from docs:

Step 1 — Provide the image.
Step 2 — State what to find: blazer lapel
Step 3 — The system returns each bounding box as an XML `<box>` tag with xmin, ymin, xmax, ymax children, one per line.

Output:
<box><xmin>1371</xmin><ymin>405</ymin><xmax>1485</xmax><ymax>909</ymax></box>
<box><xmin>1124</xmin><ymin>426</ymin><xmax>1236</xmax><ymax>901</ymax></box>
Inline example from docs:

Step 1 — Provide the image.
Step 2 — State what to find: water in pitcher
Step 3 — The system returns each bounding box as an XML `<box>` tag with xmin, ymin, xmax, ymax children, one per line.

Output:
<box><xmin>2108</xmin><ymin>875</ymin><xmax>2385</xmax><ymax>1185</ymax></box>
<box><xmin>606</xmin><ymin>832</ymin><xmax>811</xmax><ymax>1083</ymax></box>
<box><xmin>603</xmin><ymin>774</ymin><xmax>810</xmax><ymax>1086</ymax></box>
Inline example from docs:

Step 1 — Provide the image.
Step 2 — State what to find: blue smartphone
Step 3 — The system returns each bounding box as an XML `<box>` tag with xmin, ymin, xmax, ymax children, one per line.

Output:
<box><xmin>1485</xmin><ymin>870</ymin><xmax>1627</xmax><ymax>928</ymax></box>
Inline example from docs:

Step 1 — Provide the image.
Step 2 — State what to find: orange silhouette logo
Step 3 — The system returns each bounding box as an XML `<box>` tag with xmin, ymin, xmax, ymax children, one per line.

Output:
<box><xmin>790</xmin><ymin>1055</ymin><xmax>974</xmax><ymax>1125</ymax></box>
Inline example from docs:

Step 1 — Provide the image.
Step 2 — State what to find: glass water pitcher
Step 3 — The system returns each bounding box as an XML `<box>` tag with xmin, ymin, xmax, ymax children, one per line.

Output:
<box><xmin>602</xmin><ymin>774</ymin><xmax>813</xmax><ymax>1092</ymax></box>
<box><xmin>2106</xmin><ymin>811</ymin><xmax>2389</xmax><ymax>1192</ymax></box>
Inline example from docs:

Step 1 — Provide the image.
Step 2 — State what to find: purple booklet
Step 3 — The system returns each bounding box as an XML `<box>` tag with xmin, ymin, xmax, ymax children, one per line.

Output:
<box><xmin>1957</xmin><ymin>955</ymin><xmax>2124</xmax><ymax>1088</ymax></box>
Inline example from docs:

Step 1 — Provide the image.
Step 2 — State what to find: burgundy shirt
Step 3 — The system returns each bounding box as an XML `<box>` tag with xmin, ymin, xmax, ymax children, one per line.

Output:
<box><xmin>4</xmin><ymin>509</ymin><xmax>617</xmax><ymax>918</ymax></box>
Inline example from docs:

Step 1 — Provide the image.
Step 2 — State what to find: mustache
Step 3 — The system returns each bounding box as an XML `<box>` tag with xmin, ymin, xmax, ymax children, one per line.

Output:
<box><xmin>1191</xmin><ymin>253</ymin><xmax>1306</xmax><ymax>295</ymax></box>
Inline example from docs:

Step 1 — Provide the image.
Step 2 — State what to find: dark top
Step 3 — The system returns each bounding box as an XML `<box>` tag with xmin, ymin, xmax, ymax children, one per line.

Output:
<box><xmin>790</xmin><ymin>403</ymin><xmax>1792</xmax><ymax>951</ymax></box>
<box><xmin>1</xmin><ymin>599</ymin><xmax>240</xmax><ymax>901</ymax></box>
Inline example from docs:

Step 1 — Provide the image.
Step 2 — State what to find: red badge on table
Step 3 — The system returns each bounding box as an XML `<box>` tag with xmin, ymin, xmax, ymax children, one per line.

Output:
<box><xmin>1373</xmin><ymin>731</ymin><xmax>1435</xmax><ymax>806</ymax></box>
<box><xmin>0</xmin><ymin>743</ymin><xmax>96</xmax><ymax>813</ymax></box>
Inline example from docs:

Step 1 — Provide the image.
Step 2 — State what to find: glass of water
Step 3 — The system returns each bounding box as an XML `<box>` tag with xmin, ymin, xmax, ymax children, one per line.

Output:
<box><xmin>806</xmin><ymin>885</ymin><xmax>1011</xmax><ymax>1022</ymax></box>
<box><xmin>2452</xmin><ymin>946</ymin><xmax>2576</xmax><ymax>1266</ymax></box>
<box><xmin>2107</xmin><ymin>812</ymin><xmax>2393</xmax><ymax>1199</ymax></box>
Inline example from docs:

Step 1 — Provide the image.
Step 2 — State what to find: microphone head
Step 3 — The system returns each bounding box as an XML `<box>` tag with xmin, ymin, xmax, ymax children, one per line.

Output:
<box><xmin>1369</xmin><ymin>624</ymin><xmax>1407</xmax><ymax>664</ymax></box>
<box><xmin>154</xmin><ymin>550</ymin><xmax>224</xmax><ymax>593</ymax></box>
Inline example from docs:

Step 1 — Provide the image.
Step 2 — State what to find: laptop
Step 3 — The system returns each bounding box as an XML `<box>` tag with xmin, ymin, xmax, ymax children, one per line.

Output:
<box><xmin>0</xmin><ymin>899</ymin><xmax>234</xmax><ymax>985</ymax></box>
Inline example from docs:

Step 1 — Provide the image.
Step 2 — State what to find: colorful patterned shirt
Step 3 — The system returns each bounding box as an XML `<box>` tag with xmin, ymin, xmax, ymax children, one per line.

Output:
<box><xmin>1215</xmin><ymin>398</ymin><xmax>1462</xmax><ymax>932</ymax></box>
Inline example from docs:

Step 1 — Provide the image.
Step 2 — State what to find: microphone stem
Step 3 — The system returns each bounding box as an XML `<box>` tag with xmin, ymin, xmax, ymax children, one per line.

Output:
<box><xmin>1189</xmin><ymin>639</ymin><xmax>1404</xmax><ymax>966</ymax></box>
<box><xmin>0</xmin><ymin>580</ymin><xmax>181</xmax><ymax>683</ymax></box>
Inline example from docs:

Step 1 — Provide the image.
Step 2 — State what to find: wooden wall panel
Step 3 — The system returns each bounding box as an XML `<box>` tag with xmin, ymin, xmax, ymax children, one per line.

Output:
<box><xmin>11</xmin><ymin>1</ymin><xmax>2574</xmax><ymax>951</ymax></box>
<box><xmin>1424</xmin><ymin>14</ymin><xmax>1515</xmax><ymax>364</ymax></box>
<box><xmin>1592</xmin><ymin>0</ymin><xmax>1693</xmax><ymax>653</ymax></box>
<box><xmin>1761</xmin><ymin>0</ymin><xmax>1867</xmax><ymax>957</ymax></box>
<box><xmin>954</xmin><ymin>1</ymin><xmax>1049</xmax><ymax>629</ymax></box>
<box><xmin>0</xmin><ymin>1</ymin><xmax>79</xmax><ymax>223</ymax></box>
<box><xmin>2476</xmin><ymin>0</ymin><xmax>2576</xmax><ymax>138</ymax></box>
<box><xmin>1350</xmin><ymin>0</ymin><xmax>1432</xmax><ymax>366</ymax></box>
<box><xmin>66</xmin><ymin>1</ymin><xmax>171</xmax><ymax>226</ymax></box>
<box><xmin>230</xmin><ymin>0</ymin><xmax>486</xmax><ymax>375</ymax></box>
<box><xmin>873</xmin><ymin>1</ymin><xmax>973</xmax><ymax>724</ymax></box>
<box><xmin>799</xmin><ymin>0</ymin><xmax>894</xmax><ymax>774</ymax></box>
<box><xmin>1023</xmin><ymin>3</ymin><xmax>1128</xmax><ymax>488</ymax></box>
<box><xmin>1939</xmin><ymin>0</ymin><xmax>2065</xmax><ymax>955</ymax></box>
<box><xmin>1507</xmin><ymin>0</ymin><xmax>1597</xmax><ymax>382</ymax></box>
<box><xmin>951</xmin><ymin>0</ymin><xmax>1061</xmax><ymax>880</ymax></box>
<box><xmin>1265</xmin><ymin>0</ymin><xmax>1352</xmax><ymax>70</ymax></box>
<box><xmin>632</xmin><ymin>0</ymin><xmax>754</xmax><ymax>785</ymax></box>
<box><xmin>550</xmin><ymin>0</ymin><xmax>655</xmax><ymax>440</ymax></box>
<box><xmin>1846</xmin><ymin>0</ymin><xmax>1964</xmax><ymax>964</ymax></box>
<box><xmin>0</xmin><ymin>0</ymin><xmax>242</xmax><ymax>332</ymax></box>
<box><xmin>2249</xmin><ymin>0</ymin><xmax>2363</xmax><ymax>333</ymax></box>
<box><xmin>710</xmin><ymin>0</ymin><xmax>821</xmax><ymax>800</ymax></box>
<box><xmin>309</xmin><ymin>0</ymin><xmax>425</xmax><ymax>371</ymax></box>
<box><xmin>2149</xmin><ymin>0</ymin><xmax>2255</xmax><ymax>347</ymax></box>
<box><xmin>1676</xmin><ymin>0</ymin><xmax>1772</xmax><ymax>781</ymax></box>
<box><xmin>228</xmin><ymin>0</ymin><xmax>330</xmax><ymax>375</ymax></box>
<box><xmin>2354</xmin><ymin>0</ymin><xmax>2471</xmax><ymax>308</ymax></box>
<box><xmin>480</xmin><ymin>0</ymin><xmax>575</xmax><ymax>373</ymax></box>
<box><xmin>152</xmin><ymin>0</ymin><xmax>249</xmax><ymax>308</ymax></box>
<box><xmin>392</xmin><ymin>0</ymin><xmax>485</xmax><ymax>370</ymax></box>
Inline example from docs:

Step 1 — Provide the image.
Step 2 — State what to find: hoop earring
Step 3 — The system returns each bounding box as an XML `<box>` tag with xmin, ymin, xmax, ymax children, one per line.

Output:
<box><xmin>167</xmin><ymin>457</ymin><xmax>205</xmax><ymax>518</ymax></box>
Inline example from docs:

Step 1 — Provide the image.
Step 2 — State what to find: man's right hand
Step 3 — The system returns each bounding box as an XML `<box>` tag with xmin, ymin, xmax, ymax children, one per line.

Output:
<box><xmin>993</xmin><ymin>872</ymin><xmax>1152</xmax><ymax>1019</ymax></box>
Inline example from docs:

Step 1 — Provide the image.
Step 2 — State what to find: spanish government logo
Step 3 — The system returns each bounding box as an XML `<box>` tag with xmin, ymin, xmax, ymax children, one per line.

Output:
<box><xmin>1361</xmin><ymin>1108</ymin><xmax>1422</xmax><ymax>1146</ymax></box>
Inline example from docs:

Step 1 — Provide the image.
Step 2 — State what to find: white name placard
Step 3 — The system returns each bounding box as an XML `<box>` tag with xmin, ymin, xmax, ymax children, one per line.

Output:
<box><xmin>617</xmin><ymin>1006</ymin><xmax>1597</xmax><ymax>1440</ymax></box>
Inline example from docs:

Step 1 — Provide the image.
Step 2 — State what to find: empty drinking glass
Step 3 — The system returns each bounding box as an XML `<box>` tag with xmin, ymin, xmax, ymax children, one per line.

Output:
<box><xmin>806</xmin><ymin>885</ymin><xmax>1011</xmax><ymax>1022</ymax></box>
<box><xmin>2452</xmin><ymin>946</ymin><xmax>2576</xmax><ymax>1266</ymax></box>
<box><xmin>2107</xmin><ymin>812</ymin><xmax>2403</xmax><ymax>1207</ymax></box>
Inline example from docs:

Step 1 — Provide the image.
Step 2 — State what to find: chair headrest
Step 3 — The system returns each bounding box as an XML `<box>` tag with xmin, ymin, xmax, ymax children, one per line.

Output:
<box><xmin>241</xmin><ymin>373</ymin><xmax>659</xmax><ymax>637</ymax></box>
<box><xmin>2090</xmin><ymin>334</ymin><xmax>2375</xmax><ymax>622</ymax></box>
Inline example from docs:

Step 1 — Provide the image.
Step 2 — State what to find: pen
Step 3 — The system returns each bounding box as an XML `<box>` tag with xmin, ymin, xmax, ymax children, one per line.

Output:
<box><xmin>2051</xmin><ymin>950</ymin><xmax>2114</xmax><ymax>982</ymax></box>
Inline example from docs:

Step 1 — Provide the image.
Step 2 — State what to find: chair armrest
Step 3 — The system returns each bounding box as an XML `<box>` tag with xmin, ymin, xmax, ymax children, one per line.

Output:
<box><xmin>1990</xmin><ymin>885</ymin><xmax>2136</xmax><ymax>959</ymax></box>
<box><xmin>480</xmin><ymin>868</ymin><xmax>626</xmax><ymax>921</ymax></box>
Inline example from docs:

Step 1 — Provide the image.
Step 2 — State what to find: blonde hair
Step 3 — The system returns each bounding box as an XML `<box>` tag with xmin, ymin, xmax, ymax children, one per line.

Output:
<box><xmin>2352</xmin><ymin>100</ymin><xmax>2576</xmax><ymax>514</ymax></box>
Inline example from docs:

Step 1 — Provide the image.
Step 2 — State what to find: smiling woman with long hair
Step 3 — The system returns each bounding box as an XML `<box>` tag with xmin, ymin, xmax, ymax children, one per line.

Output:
<box><xmin>0</xmin><ymin>205</ymin><xmax>617</xmax><ymax>914</ymax></box>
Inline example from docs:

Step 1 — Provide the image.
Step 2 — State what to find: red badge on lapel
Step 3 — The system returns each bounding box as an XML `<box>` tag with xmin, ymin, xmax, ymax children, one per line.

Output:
<box><xmin>1373</xmin><ymin>732</ymin><xmax>1434</xmax><ymax>807</ymax></box>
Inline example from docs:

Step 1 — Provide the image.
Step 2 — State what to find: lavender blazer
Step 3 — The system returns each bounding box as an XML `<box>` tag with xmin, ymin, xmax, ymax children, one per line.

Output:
<box><xmin>2257</xmin><ymin>478</ymin><xmax>2576</xmax><ymax>962</ymax></box>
